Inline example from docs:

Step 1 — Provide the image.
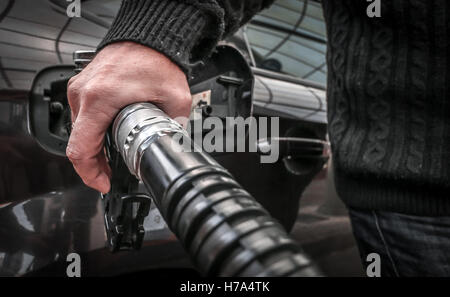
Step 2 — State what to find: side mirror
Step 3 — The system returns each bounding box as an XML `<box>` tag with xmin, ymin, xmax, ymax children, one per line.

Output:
<box><xmin>260</xmin><ymin>58</ymin><xmax>282</xmax><ymax>72</ymax></box>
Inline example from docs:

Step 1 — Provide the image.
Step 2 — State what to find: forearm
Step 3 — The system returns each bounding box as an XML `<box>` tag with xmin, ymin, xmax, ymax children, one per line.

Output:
<box><xmin>98</xmin><ymin>0</ymin><xmax>275</xmax><ymax>72</ymax></box>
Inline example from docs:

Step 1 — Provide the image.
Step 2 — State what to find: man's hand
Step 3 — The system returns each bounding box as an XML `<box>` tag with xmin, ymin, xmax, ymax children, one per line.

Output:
<box><xmin>66</xmin><ymin>42</ymin><xmax>192</xmax><ymax>193</ymax></box>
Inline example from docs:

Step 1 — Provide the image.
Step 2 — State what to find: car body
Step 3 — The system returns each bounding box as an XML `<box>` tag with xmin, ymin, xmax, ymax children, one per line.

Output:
<box><xmin>0</xmin><ymin>0</ymin><xmax>328</xmax><ymax>276</ymax></box>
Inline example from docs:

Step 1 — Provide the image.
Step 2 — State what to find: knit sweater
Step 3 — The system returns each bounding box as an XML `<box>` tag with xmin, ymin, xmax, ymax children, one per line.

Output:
<box><xmin>99</xmin><ymin>0</ymin><xmax>450</xmax><ymax>216</ymax></box>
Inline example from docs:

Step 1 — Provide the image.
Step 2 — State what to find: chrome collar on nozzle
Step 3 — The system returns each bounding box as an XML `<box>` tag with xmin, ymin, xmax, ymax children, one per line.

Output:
<box><xmin>112</xmin><ymin>103</ymin><xmax>188</xmax><ymax>179</ymax></box>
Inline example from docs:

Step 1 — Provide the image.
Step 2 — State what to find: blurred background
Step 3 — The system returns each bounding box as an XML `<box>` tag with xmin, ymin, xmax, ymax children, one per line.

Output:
<box><xmin>0</xmin><ymin>0</ymin><xmax>328</xmax><ymax>89</ymax></box>
<box><xmin>0</xmin><ymin>0</ymin><xmax>364</xmax><ymax>276</ymax></box>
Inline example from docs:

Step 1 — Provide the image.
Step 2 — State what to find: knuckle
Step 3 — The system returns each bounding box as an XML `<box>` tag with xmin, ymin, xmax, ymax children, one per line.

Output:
<box><xmin>181</xmin><ymin>93</ymin><xmax>193</xmax><ymax>114</ymax></box>
<box><xmin>67</xmin><ymin>80</ymin><xmax>81</xmax><ymax>99</ymax></box>
<box><xmin>82</xmin><ymin>82</ymin><xmax>100</xmax><ymax>101</ymax></box>
<box><xmin>66</xmin><ymin>143</ymin><xmax>83</xmax><ymax>161</ymax></box>
<box><xmin>82</xmin><ymin>177</ymin><xmax>97</xmax><ymax>188</ymax></box>
<box><xmin>177</xmin><ymin>90</ymin><xmax>192</xmax><ymax>107</ymax></box>
<box><xmin>165</xmin><ymin>89</ymin><xmax>192</xmax><ymax>117</ymax></box>
<box><xmin>68</xmin><ymin>75</ymin><xmax>78</xmax><ymax>87</ymax></box>
<box><xmin>183</xmin><ymin>92</ymin><xmax>192</xmax><ymax>105</ymax></box>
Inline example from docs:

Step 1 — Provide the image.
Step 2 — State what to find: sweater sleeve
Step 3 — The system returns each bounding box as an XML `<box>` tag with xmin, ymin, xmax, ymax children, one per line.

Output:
<box><xmin>97</xmin><ymin>0</ymin><xmax>275</xmax><ymax>72</ymax></box>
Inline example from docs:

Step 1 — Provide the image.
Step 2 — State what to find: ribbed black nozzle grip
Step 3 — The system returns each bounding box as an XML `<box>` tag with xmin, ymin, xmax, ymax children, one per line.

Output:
<box><xmin>140</xmin><ymin>147</ymin><xmax>321</xmax><ymax>277</ymax></box>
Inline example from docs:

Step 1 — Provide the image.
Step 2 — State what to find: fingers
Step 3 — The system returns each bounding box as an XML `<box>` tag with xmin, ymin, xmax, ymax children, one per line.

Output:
<box><xmin>67</xmin><ymin>75</ymin><xmax>82</xmax><ymax>122</ymax></box>
<box><xmin>67</xmin><ymin>74</ymin><xmax>117</xmax><ymax>193</ymax></box>
<box><xmin>66</xmin><ymin>112</ymin><xmax>112</xmax><ymax>193</ymax></box>
<box><xmin>65</xmin><ymin>43</ymin><xmax>193</xmax><ymax>194</ymax></box>
<box><xmin>69</xmin><ymin>151</ymin><xmax>111</xmax><ymax>194</ymax></box>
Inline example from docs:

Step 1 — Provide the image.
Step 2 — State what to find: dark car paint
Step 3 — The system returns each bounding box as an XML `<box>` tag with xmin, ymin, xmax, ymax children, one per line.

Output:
<box><xmin>0</xmin><ymin>88</ymin><xmax>326</xmax><ymax>276</ymax></box>
<box><xmin>0</xmin><ymin>93</ymin><xmax>196</xmax><ymax>276</ymax></box>
<box><xmin>0</xmin><ymin>1</ymin><xmax>328</xmax><ymax>276</ymax></box>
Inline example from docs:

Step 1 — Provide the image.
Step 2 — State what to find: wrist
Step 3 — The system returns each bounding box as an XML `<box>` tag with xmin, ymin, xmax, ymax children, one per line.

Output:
<box><xmin>98</xmin><ymin>0</ymin><xmax>224</xmax><ymax>73</ymax></box>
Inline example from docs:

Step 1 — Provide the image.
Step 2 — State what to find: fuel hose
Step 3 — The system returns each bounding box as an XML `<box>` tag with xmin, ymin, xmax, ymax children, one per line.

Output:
<box><xmin>112</xmin><ymin>103</ymin><xmax>322</xmax><ymax>277</ymax></box>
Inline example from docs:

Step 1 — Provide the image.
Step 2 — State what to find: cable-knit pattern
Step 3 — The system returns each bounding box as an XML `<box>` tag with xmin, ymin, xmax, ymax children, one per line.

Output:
<box><xmin>98</xmin><ymin>0</ymin><xmax>276</xmax><ymax>72</ymax></box>
<box><xmin>362</xmin><ymin>10</ymin><xmax>393</xmax><ymax>168</ymax></box>
<box><xmin>325</xmin><ymin>0</ymin><xmax>350</xmax><ymax>152</ymax></box>
<box><xmin>322</xmin><ymin>0</ymin><xmax>450</xmax><ymax>215</ymax></box>
<box><xmin>428</xmin><ymin>0</ymin><xmax>449</xmax><ymax>180</ymax></box>
<box><xmin>98</xmin><ymin>0</ymin><xmax>226</xmax><ymax>72</ymax></box>
<box><xmin>405</xmin><ymin>0</ymin><xmax>429</xmax><ymax>174</ymax></box>
<box><xmin>100</xmin><ymin>0</ymin><xmax>450</xmax><ymax>215</ymax></box>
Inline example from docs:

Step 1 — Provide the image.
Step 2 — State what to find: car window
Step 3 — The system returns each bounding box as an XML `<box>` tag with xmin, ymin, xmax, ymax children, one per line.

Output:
<box><xmin>246</xmin><ymin>0</ymin><xmax>327</xmax><ymax>85</ymax></box>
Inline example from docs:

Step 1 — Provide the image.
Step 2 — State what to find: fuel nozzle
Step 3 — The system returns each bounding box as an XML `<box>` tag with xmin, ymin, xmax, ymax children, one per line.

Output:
<box><xmin>112</xmin><ymin>103</ymin><xmax>322</xmax><ymax>276</ymax></box>
<box><xmin>73</xmin><ymin>50</ymin><xmax>96</xmax><ymax>73</ymax></box>
<box><xmin>72</xmin><ymin>50</ymin><xmax>152</xmax><ymax>252</ymax></box>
